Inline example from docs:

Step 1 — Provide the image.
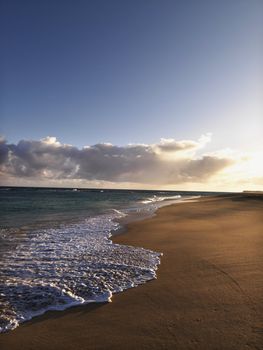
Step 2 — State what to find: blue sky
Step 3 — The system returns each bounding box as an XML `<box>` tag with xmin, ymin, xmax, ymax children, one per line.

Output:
<box><xmin>0</xmin><ymin>1</ymin><xmax>262</xmax><ymax>190</ymax></box>
<box><xmin>1</xmin><ymin>0</ymin><xmax>262</xmax><ymax>148</ymax></box>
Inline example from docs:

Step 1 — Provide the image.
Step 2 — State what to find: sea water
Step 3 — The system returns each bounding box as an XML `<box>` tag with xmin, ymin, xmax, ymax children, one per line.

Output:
<box><xmin>0</xmin><ymin>187</ymin><xmax>214</xmax><ymax>332</ymax></box>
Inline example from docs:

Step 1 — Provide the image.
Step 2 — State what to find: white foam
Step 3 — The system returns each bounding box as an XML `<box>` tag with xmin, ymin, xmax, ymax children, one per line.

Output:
<box><xmin>141</xmin><ymin>194</ymin><xmax>181</xmax><ymax>204</ymax></box>
<box><xmin>0</xmin><ymin>211</ymin><xmax>161</xmax><ymax>333</ymax></box>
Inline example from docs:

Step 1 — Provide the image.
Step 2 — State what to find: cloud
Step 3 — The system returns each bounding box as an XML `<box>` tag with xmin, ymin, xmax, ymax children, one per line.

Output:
<box><xmin>155</xmin><ymin>133</ymin><xmax>212</xmax><ymax>154</ymax></box>
<box><xmin>0</xmin><ymin>134</ymin><xmax>235</xmax><ymax>187</ymax></box>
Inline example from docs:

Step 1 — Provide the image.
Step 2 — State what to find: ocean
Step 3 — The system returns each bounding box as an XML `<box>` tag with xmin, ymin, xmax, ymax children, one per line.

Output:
<box><xmin>0</xmin><ymin>187</ymin><xmax>217</xmax><ymax>333</ymax></box>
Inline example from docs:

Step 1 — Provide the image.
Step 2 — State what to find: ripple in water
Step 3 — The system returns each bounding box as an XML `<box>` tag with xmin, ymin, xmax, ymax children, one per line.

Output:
<box><xmin>0</xmin><ymin>211</ymin><xmax>162</xmax><ymax>332</ymax></box>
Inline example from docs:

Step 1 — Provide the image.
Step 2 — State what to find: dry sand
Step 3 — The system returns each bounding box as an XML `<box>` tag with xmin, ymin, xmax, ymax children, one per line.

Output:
<box><xmin>0</xmin><ymin>194</ymin><xmax>263</xmax><ymax>349</ymax></box>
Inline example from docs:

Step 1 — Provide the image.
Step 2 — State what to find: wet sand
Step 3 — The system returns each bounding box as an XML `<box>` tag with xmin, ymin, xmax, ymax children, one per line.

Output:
<box><xmin>1</xmin><ymin>194</ymin><xmax>263</xmax><ymax>349</ymax></box>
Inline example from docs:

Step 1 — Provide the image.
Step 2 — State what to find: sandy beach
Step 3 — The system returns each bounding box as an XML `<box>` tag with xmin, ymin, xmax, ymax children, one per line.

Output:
<box><xmin>0</xmin><ymin>194</ymin><xmax>262</xmax><ymax>350</ymax></box>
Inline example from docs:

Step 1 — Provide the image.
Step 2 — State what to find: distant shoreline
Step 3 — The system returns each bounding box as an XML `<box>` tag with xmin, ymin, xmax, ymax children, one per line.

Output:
<box><xmin>0</xmin><ymin>185</ymin><xmax>237</xmax><ymax>194</ymax></box>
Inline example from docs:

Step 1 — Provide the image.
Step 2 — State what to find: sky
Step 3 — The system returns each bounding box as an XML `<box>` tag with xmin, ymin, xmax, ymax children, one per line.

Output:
<box><xmin>0</xmin><ymin>0</ymin><xmax>262</xmax><ymax>191</ymax></box>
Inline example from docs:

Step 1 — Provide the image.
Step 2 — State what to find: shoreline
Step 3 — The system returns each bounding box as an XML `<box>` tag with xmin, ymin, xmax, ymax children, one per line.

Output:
<box><xmin>112</xmin><ymin>194</ymin><xmax>203</xmax><ymax>236</ymax></box>
<box><xmin>1</xmin><ymin>193</ymin><xmax>263</xmax><ymax>349</ymax></box>
<box><xmin>0</xmin><ymin>194</ymin><xmax>192</xmax><ymax>334</ymax></box>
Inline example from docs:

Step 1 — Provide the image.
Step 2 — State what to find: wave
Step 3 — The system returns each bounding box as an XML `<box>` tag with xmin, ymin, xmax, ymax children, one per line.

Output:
<box><xmin>141</xmin><ymin>194</ymin><xmax>181</xmax><ymax>204</ymax></box>
<box><xmin>0</xmin><ymin>211</ymin><xmax>161</xmax><ymax>333</ymax></box>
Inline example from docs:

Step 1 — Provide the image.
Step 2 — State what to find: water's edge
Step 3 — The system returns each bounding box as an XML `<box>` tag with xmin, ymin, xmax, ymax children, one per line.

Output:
<box><xmin>0</xmin><ymin>195</ymin><xmax>200</xmax><ymax>333</ymax></box>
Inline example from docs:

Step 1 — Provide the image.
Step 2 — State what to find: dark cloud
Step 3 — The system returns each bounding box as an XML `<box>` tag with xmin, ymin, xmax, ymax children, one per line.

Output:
<box><xmin>0</xmin><ymin>136</ymin><xmax>234</xmax><ymax>185</ymax></box>
<box><xmin>0</xmin><ymin>137</ymin><xmax>9</xmax><ymax>165</ymax></box>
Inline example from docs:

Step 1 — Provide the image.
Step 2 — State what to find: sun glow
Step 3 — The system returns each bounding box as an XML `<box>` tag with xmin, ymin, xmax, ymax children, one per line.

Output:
<box><xmin>245</xmin><ymin>152</ymin><xmax>263</xmax><ymax>177</ymax></box>
<box><xmin>218</xmin><ymin>151</ymin><xmax>263</xmax><ymax>189</ymax></box>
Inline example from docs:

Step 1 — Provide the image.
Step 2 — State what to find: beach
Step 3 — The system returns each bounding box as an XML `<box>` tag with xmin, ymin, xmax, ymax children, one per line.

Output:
<box><xmin>0</xmin><ymin>194</ymin><xmax>262</xmax><ymax>349</ymax></box>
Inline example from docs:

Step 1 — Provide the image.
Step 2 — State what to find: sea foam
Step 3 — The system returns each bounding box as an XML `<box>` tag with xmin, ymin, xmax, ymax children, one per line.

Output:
<box><xmin>0</xmin><ymin>211</ymin><xmax>161</xmax><ymax>333</ymax></box>
<box><xmin>141</xmin><ymin>194</ymin><xmax>181</xmax><ymax>204</ymax></box>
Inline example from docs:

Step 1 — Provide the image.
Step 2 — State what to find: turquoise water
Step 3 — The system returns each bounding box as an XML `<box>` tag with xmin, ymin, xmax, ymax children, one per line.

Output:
<box><xmin>0</xmin><ymin>187</ymin><xmax>218</xmax><ymax>333</ymax></box>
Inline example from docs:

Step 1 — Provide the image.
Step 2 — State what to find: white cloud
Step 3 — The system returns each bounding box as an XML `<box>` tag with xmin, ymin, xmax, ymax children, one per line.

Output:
<box><xmin>41</xmin><ymin>136</ymin><xmax>61</xmax><ymax>146</ymax></box>
<box><xmin>0</xmin><ymin>134</ymin><xmax>258</xmax><ymax>190</ymax></box>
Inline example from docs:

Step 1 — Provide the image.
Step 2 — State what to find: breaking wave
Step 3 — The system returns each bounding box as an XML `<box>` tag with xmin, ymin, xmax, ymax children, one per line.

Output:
<box><xmin>0</xmin><ymin>211</ymin><xmax>161</xmax><ymax>333</ymax></box>
<box><xmin>141</xmin><ymin>194</ymin><xmax>181</xmax><ymax>204</ymax></box>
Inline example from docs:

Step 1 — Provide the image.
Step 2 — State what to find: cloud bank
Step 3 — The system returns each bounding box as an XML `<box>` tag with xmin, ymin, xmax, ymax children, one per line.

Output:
<box><xmin>0</xmin><ymin>134</ymin><xmax>237</xmax><ymax>188</ymax></box>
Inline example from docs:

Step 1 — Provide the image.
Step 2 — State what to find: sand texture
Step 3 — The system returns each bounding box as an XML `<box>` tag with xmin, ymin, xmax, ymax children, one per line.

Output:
<box><xmin>0</xmin><ymin>194</ymin><xmax>263</xmax><ymax>349</ymax></box>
